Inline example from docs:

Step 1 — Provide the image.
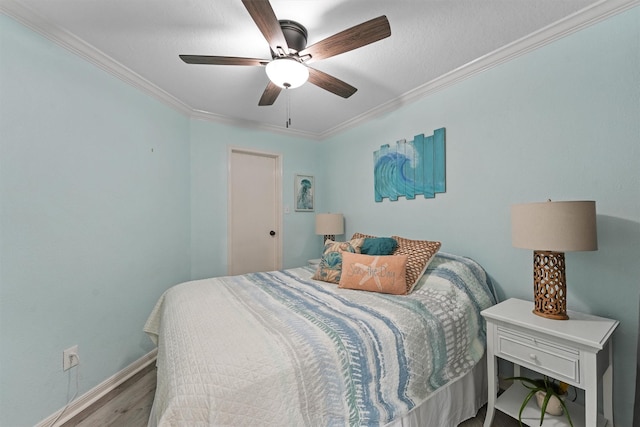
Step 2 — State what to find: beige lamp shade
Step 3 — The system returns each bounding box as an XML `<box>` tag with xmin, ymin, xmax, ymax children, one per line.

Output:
<box><xmin>511</xmin><ymin>200</ymin><xmax>597</xmax><ymax>252</ymax></box>
<box><xmin>511</xmin><ymin>200</ymin><xmax>597</xmax><ymax>320</ymax></box>
<box><xmin>315</xmin><ymin>213</ymin><xmax>344</xmax><ymax>237</ymax></box>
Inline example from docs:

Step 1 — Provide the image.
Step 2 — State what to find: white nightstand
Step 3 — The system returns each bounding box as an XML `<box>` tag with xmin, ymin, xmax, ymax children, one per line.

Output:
<box><xmin>308</xmin><ymin>258</ymin><xmax>321</xmax><ymax>267</ymax></box>
<box><xmin>481</xmin><ymin>298</ymin><xmax>618</xmax><ymax>427</ymax></box>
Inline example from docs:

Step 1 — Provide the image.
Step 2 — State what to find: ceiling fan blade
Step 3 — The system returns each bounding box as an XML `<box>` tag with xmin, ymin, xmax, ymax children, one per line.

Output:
<box><xmin>180</xmin><ymin>55</ymin><xmax>267</xmax><ymax>66</ymax></box>
<box><xmin>241</xmin><ymin>0</ymin><xmax>289</xmax><ymax>56</ymax></box>
<box><xmin>299</xmin><ymin>15</ymin><xmax>391</xmax><ymax>64</ymax></box>
<box><xmin>307</xmin><ymin>67</ymin><xmax>357</xmax><ymax>98</ymax></box>
<box><xmin>258</xmin><ymin>81</ymin><xmax>282</xmax><ymax>106</ymax></box>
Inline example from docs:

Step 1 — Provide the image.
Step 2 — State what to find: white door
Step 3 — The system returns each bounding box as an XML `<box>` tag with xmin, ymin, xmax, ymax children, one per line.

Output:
<box><xmin>228</xmin><ymin>148</ymin><xmax>282</xmax><ymax>275</ymax></box>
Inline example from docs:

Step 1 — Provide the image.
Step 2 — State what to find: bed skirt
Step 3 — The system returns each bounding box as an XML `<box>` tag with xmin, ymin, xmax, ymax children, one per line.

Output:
<box><xmin>148</xmin><ymin>355</ymin><xmax>487</xmax><ymax>427</ymax></box>
<box><xmin>384</xmin><ymin>355</ymin><xmax>487</xmax><ymax>427</ymax></box>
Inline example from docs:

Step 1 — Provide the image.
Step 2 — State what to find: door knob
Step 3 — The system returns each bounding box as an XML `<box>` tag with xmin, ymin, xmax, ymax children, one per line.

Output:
<box><xmin>269</xmin><ymin>230</ymin><xmax>276</xmax><ymax>236</ymax></box>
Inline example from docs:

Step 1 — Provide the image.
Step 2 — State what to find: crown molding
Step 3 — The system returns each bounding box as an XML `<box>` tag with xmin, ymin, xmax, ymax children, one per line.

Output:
<box><xmin>3</xmin><ymin>0</ymin><xmax>638</xmax><ymax>140</ymax></box>
<box><xmin>319</xmin><ymin>0</ymin><xmax>640</xmax><ymax>140</ymax></box>
<box><xmin>1</xmin><ymin>0</ymin><xmax>193</xmax><ymax>116</ymax></box>
<box><xmin>1</xmin><ymin>0</ymin><xmax>320</xmax><ymax>139</ymax></box>
<box><xmin>190</xmin><ymin>109</ymin><xmax>322</xmax><ymax>140</ymax></box>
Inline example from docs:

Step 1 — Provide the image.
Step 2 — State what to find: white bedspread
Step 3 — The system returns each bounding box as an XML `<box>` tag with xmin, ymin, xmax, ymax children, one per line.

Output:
<box><xmin>144</xmin><ymin>253</ymin><xmax>496</xmax><ymax>426</ymax></box>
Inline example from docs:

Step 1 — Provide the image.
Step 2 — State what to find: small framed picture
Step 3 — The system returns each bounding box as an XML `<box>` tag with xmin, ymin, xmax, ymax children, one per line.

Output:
<box><xmin>294</xmin><ymin>174</ymin><xmax>314</xmax><ymax>212</ymax></box>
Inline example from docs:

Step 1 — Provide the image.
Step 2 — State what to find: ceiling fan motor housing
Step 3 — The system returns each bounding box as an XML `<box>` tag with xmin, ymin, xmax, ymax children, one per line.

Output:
<box><xmin>180</xmin><ymin>0</ymin><xmax>390</xmax><ymax>106</ymax></box>
<box><xmin>276</xmin><ymin>20</ymin><xmax>308</xmax><ymax>56</ymax></box>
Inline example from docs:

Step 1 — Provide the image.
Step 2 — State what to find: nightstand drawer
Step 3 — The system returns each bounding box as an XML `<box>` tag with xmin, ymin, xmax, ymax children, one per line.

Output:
<box><xmin>496</xmin><ymin>326</ymin><xmax>580</xmax><ymax>383</ymax></box>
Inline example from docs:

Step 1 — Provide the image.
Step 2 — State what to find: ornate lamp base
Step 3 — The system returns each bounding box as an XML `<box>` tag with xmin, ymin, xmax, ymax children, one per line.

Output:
<box><xmin>532</xmin><ymin>250</ymin><xmax>569</xmax><ymax>320</ymax></box>
<box><xmin>323</xmin><ymin>234</ymin><xmax>335</xmax><ymax>243</ymax></box>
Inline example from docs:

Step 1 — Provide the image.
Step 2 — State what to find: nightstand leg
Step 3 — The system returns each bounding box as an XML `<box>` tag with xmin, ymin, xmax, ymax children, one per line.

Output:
<box><xmin>513</xmin><ymin>363</ymin><xmax>520</xmax><ymax>377</ymax></box>
<box><xmin>585</xmin><ymin>388</ymin><xmax>597</xmax><ymax>427</ymax></box>
<box><xmin>584</xmin><ymin>352</ymin><xmax>598</xmax><ymax>427</ymax></box>
<box><xmin>484</xmin><ymin>338</ymin><xmax>497</xmax><ymax>427</ymax></box>
<box><xmin>602</xmin><ymin>342</ymin><xmax>614</xmax><ymax>425</ymax></box>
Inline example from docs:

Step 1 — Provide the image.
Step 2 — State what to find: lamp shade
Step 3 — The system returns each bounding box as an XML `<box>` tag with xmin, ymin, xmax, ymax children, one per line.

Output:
<box><xmin>511</xmin><ymin>200</ymin><xmax>597</xmax><ymax>252</ymax></box>
<box><xmin>315</xmin><ymin>213</ymin><xmax>344</xmax><ymax>236</ymax></box>
<box><xmin>265</xmin><ymin>58</ymin><xmax>309</xmax><ymax>89</ymax></box>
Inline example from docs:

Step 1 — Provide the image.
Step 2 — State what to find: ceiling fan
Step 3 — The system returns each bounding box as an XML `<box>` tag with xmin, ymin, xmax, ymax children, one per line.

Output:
<box><xmin>179</xmin><ymin>0</ymin><xmax>391</xmax><ymax>106</ymax></box>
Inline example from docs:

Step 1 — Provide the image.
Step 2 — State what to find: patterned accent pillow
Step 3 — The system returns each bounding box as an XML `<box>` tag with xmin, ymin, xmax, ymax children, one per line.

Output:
<box><xmin>391</xmin><ymin>236</ymin><xmax>441</xmax><ymax>293</ymax></box>
<box><xmin>339</xmin><ymin>252</ymin><xmax>408</xmax><ymax>295</ymax></box>
<box><xmin>351</xmin><ymin>232</ymin><xmax>377</xmax><ymax>240</ymax></box>
<box><xmin>312</xmin><ymin>238</ymin><xmax>365</xmax><ymax>284</ymax></box>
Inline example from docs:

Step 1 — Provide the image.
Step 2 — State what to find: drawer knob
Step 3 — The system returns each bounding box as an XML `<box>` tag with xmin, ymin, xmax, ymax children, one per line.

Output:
<box><xmin>529</xmin><ymin>353</ymin><xmax>538</xmax><ymax>361</ymax></box>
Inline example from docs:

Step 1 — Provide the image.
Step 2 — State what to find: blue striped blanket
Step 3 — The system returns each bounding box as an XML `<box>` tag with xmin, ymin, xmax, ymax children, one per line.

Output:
<box><xmin>144</xmin><ymin>253</ymin><xmax>496</xmax><ymax>426</ymax></box>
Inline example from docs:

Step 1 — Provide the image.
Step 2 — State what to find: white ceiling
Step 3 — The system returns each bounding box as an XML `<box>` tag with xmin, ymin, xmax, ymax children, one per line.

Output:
<box><xmin>2</xmin><ymin>0</ymin><xmax>636</xmax><ymax>139</ymax></box>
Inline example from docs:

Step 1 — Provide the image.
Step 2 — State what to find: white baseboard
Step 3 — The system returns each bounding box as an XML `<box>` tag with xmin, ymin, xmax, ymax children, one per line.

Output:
<box><xmin>36</xmin><ymin>348</ymin><xmax>157</xmax><ymax>427</ymax></box>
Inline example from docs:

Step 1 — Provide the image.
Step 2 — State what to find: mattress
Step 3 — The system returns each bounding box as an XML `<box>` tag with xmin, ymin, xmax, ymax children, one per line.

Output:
<box><xmin>144</xmin><ymin>252</ymin><xmax>496</xmax><ymax>426</ymax></box>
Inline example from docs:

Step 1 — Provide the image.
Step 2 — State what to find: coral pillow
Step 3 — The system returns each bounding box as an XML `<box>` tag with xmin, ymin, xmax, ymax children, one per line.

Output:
<box><xmin>312</xmin><ymin>238</ymin><xmax>364</xmax><ymax>284</ymax></box>
<box><xmin>350</xmin><ymin>233</ymin><xmax>441</xmax><ymax>293</ymax></box>
<box><xmin>339</xmin><ymin>252</ymin><xmax>408</xmax><ymax>295</ymax></box>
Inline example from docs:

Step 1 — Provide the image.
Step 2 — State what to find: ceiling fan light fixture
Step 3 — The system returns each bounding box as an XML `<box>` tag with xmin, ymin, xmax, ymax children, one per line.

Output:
<box><xmin>265</xmin><ymin>58</ymin><xmax>309</xmax><ymax>89</ymax></box>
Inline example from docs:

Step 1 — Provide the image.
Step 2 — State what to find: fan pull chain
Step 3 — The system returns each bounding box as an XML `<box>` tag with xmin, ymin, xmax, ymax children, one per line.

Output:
<box><xmin>284</xmin><ymin>83</ymin><xmax>291</xmax><ymax>128</ymax></box>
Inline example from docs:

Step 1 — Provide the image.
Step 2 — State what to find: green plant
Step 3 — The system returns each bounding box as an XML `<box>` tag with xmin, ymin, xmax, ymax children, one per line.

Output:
<box><xmin>506</xmin><ymin>376</ymin><xmax>574</xmax><ymax>427</ymax></box>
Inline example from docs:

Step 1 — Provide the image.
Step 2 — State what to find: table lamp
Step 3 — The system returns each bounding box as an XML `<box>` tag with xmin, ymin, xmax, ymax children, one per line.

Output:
<box><xmin>511</xmin><ymin>200</ymin><xmax>597</xmax><ymax>320</ymax></box>
<box><xmin>315</xmin><ymin>213</ymin><xmax>344</xmax><ymax>243</ymax></box>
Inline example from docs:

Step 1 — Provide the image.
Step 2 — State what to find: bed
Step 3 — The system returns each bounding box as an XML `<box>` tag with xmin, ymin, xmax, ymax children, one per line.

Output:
<box><xmin>144</xmin><ymin>250</ymin><xmax>496</xmax><ymax>426</ymax></box>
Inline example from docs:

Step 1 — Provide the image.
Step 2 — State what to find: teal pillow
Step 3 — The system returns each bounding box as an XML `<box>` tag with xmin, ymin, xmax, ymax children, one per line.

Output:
<box><xmin>361</xmin><ymin>237</ymin><xmax>397</xmax><ymax>255</ymax></box>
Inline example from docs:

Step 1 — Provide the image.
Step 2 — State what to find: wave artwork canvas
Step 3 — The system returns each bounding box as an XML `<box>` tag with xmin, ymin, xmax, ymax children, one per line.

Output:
<box><xmin>373</xmin><ymin>128</ymin><xmax>445</xmax><ymax>202</ymax></box>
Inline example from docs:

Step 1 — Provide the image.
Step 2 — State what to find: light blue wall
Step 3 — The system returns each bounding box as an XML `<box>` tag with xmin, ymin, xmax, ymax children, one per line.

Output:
<box><xmin>0</xmin><ymin>15</ymin><xmax>191</xmax><ymax>426</ymax></box>
<box><xmin>189</xmin><ymin>119</ymin><xmax>324</xmax><ymax>280</ymax></box>
<box><xmin>1</xmin><ymin>13</ymin><xmax>325</xmax><ymax>425</ymax></box>
<box><xmin>1</xmin><ymin>5</ymin><xmax>638</xmax><ymax>427</ymax></box>
<box><xmin>323</xmin><ymin>7</ymin><xmax>639</xmax><ymax>427</ymax></box>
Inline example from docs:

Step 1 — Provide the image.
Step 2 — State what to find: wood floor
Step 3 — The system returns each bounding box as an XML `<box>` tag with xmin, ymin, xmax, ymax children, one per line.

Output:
<box><xmin>60</xmin><ymin>363</ymin><xmax>156</xmax><ymax>427</ymax></box>
<box><xmin>60</xmin><ymin>363</ymin><xmax>520</xmax><ymax>427</ymax></box>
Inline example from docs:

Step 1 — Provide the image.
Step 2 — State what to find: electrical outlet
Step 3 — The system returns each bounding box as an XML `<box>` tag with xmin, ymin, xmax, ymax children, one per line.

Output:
<box><xmin>63</xmin><ymin>345</ymin><xmax>79</xmax><ymax>371</ymax></box>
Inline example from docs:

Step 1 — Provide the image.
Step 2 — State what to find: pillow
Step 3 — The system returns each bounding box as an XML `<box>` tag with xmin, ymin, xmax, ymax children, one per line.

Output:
<box><xmin>339</xmin><ymin>252</ymin><xmax>408</xmax><ymax>295</ymax></box>
<box><xmin>351</xmin><ymin>232</ymin><xmax>377</xmax><ymax>240</ymax></box>
<box><xmin>361</xmin><ymin>237</ymin><xmax>398</xmax><ymax>255</ymax></box>
<box><xmin>391</xmin><ymin>236</ymin><xmax>442</xmax><ymax>293</ymax></box>
<box><xmin>312</xmin><ymin>238</ymin><xmax>365</xmax><ymax>284</ymax></box>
